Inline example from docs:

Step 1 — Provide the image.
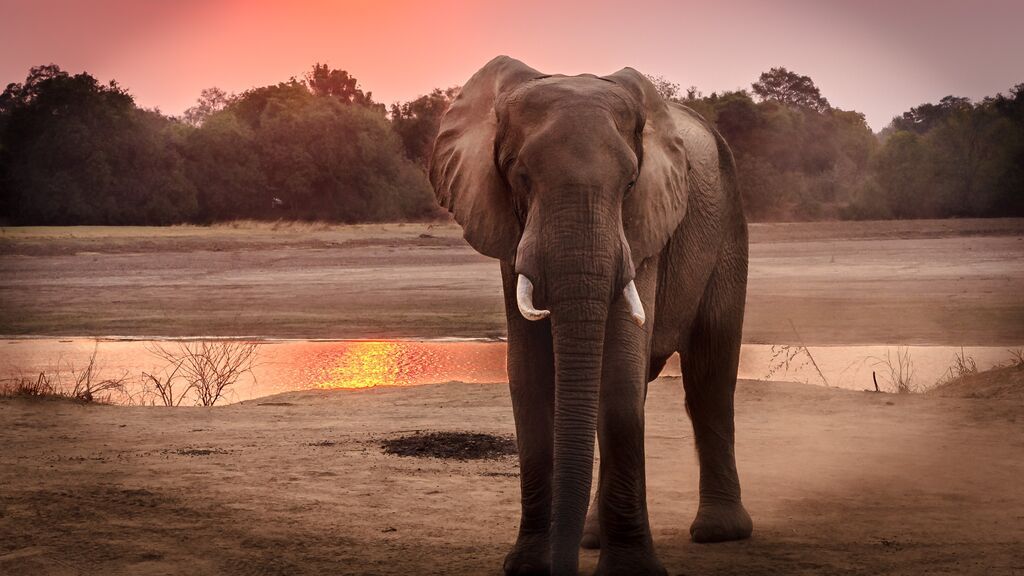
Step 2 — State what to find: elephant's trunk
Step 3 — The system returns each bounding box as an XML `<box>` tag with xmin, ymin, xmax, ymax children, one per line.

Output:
<box><xmin>549</xmin><ymin>282</ymin><xmax>609</xmax><ymax>574</ymax></box>
<box><xmin>540</xmin><ymin>205</ymin><xmax>621</xmax><ymax>575</ymax></box>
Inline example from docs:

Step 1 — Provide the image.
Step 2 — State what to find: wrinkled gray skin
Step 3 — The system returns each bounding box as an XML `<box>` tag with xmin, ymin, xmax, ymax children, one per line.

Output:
<box><xmin>430</xmin><ymin>56</ymin><xmax>751</xmax><ymax>576</ymax></box>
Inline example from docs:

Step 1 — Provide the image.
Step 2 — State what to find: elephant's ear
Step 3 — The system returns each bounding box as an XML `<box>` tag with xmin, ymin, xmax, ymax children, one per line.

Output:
<box><xmin>429</xmin><ymin>56</ymin><xmax>543</xmax><ymax>262</ymax></box>
<box><xmin>604</xmin><ymin>68</ymin><xmax>689</xmax><ymax>264</ymax></box>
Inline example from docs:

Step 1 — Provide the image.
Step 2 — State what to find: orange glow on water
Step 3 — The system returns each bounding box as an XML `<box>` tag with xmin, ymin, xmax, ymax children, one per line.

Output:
<box><xmin>301</xmin><ymin>340</ymin><xmax>508</xmax><ymax>390</ymax></box>
<box><xmin>315</xmin><ymin>341</ymin><xmax>428</xmax><ymax>389</ymax></box>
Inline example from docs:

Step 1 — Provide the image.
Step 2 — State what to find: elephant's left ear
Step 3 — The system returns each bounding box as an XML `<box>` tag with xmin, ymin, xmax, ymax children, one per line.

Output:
<box><xmin>429</xmin><ymin>57</ymin><xmax>543</xmax><ymax>262</ymax></box>
<box><xmin>604</xmin><ymin>68</ymin><xmax>689</xmax><ymax>265</ymax></box>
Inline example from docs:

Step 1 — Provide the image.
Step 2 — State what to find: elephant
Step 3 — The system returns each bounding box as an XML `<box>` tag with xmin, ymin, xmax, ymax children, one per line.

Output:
<box><xmin>429</xmin><ymin>56</ymin><xmax>751</xmax><ymax>575</ymax></box>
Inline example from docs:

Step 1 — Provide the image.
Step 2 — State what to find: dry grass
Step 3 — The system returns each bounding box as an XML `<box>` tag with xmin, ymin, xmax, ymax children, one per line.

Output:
<box><xmin>198</xmin><ymin>219</ymin><xmax>340</xmax><ymax>232</ymax></box>
<box><xmin>936</xmin><ymin>347</ymin><xmax>978</xmax><ymax>388</ymax></box>
<box><xmin>2</xmin><ymin>341</ymin><xmax>261</xmax><ymax>407</ymax></box>
<box><xmin>0</xmin><ymin>345</ymin><xmax>130</xmax><ymax>403</ymax></box>
<box><xmin>870</xmin><ymin>346</ymin><xmax>917</xmax><ymax>394</ymax></box>
<box><xmin>0</xmin><ymin>371</ymin><xmax>56</xmax><ymax>398</ymax></box>
<box><xmin>180</xmin><ymin>219</ymin><xmax>449</xmax><ymax>233</ymax></box>
<box><xmin>930</xmin><ymin>361</ymin><xmax>1024</xmax><ymax>399</ymax></box>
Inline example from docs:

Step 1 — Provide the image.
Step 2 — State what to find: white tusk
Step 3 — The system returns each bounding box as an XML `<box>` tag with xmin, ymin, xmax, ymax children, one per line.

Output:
<box><xmin>516</xmin><ymin>275</ymin><xmax>550</xmax><ymax>321</ymax></box>
<box><xmin>623</xmin><ymin>280</ymin><xmax>646</xmax><ymax>327</ymax></box>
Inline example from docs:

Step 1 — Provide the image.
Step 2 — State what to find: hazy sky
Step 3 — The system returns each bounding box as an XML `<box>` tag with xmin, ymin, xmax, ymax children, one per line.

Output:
<box><xmin>2</xmin><ymin>0</ymin><xmax>1022</xmax><ymax>130</ymax></box>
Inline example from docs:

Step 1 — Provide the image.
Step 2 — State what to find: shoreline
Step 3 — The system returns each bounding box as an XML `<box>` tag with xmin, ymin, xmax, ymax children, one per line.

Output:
<box><xmin>4</xmin><ymin>338</ymin><xmax>1021</xmax><ymax>405</ymax></box>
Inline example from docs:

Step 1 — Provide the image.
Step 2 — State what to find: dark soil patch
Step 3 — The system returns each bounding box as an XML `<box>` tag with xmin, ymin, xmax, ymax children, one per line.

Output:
<box><xmin>173</xmin><ymin>448</ymin><xmax>229</xmax><ymax>457</ymax></box>
<box><xmin>307</xmin><ymin>440</ymin><xmax>337</xmax><ymax>447</ymax></box>
<box><xmin>381</xmin><ymin>431</ymin><xmax>517</xmax><ymax>460</ymax></box>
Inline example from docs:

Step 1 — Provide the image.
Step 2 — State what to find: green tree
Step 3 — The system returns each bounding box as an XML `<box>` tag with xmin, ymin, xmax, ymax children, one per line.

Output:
<box><xmin>0</xmin><ymin>65</ymin><xmax>196</xmax><ymax>224</ymax></box>
<box><xmin>889</xmin><ymin>95</ymin><xmax>971</xmax><ymax>135</ymax></box>
<box><xmin>676</xmin><ymin>70</ymin><xmax>873</xmax><ymax>221</ymax></box>
<box><xmin>225</xmin><ymin>80</ymin><xmax>311</xmax><ymax>129</ymax></box>
<box><xmin>306</xmin><ymin>63</ymin><xmax>385</xmax><ymax>114</ymax></box>
<box><xmin>856</xmin><ymin>131</ymin><xmax>929</xmax><ymax>218</ymax></box>
<box><xmin>389</xmin><ymin>87</ymin><xmax>459</xmax><ymax>167</ymax></box>
<box><xmin>752</xmin><ymin>67</ymin><xmax>830</xmax><ymax>112</ymax></box>
<box><xmin>183</xmin><ymin>87</ymin><xmax>231</xmax><ymax>127</ymax></box>
<box><xmin>183</xmin><ymin>110</ymin><xmax>265</xmax><ymax>220</ymax></box>
<box><xmin>988</xmin><ymin>84</ymin><xmax>1024</xmax><ymax>215</ymax></box>
<box><xmin>223</xmin><ymin>83</ymin><xmax>435</xmax><ymax>221</ymax></box>
<box><xmin>855</xmin><ymin>86</ymin><xmax>1024</xmax><ymax>219</ymax></box>
<box><xmin>644</xmin><ymin>74</ymin><xmax>681</xmax><ymax>102</ymax></box>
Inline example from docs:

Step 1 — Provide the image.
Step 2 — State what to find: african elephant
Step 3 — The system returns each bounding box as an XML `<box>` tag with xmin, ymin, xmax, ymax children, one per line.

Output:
<box><xmin>429</xmin><ymin>56</ymin><xmax>751</xmax><ymax>575</ymax></box>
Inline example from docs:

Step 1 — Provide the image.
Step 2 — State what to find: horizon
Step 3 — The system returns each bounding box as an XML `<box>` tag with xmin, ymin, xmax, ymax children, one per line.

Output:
<box><xmin>3</xmin><ymin>0</ymin><xmax>1023</xmax><ymax>131</ymax></box>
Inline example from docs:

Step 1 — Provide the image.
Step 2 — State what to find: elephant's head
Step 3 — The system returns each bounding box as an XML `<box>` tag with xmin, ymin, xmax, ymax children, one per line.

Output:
<box><xmin>430</xmin><ymin>56</ymin><xmax>688</xmax><ymax>571</ymax></box>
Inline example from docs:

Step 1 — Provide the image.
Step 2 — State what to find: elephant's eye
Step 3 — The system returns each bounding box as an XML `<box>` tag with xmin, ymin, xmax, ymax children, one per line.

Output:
<box><xmin>625</xmin><ymin>180</ymin><xmax>636</xmax><ymax>193</ymax></box>
<box><xmin>518</xmin><ymin>172</ymin><xmax>532</xmax><ymax>194</ymax></box>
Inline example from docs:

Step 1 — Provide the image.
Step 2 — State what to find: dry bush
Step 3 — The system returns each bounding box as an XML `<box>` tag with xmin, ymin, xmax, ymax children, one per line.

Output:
<box><xmin>147</xmin><ymin>341</ymin><xmax>260</xmax><ymax>406</ymax></box>
<box><xmin>870</xmin><ymin>346</ymin><xmax>917</xmax><ymax>394</ymax></box>
<box><xmin>764</xmin><ymin>320</ymin><xmax>830</xmax><ymax>386</ymax></box>
<box><xmin>0</xmin><ymin>371</ymin><xmax>56</xmax><ymax>398</ymax></box>
<box><xmin>2</xmin><ymin>341</ymin><xmax>261</xmax><ymax>407</ymax></box>
<box><xmin>61</xmin><ymin>346</ymin><xmax>131</xmax><ymax>402</ymax></box>
<box><xmin>1007</xmin><ymin>348</ymin><xmax>1024</xmax><ymax>369</ymax></box>
<box><xmin>140</xmin><ymin>359</ymin><xmax>189</xmax><ymax>407</ymax></box>
<box><xmin>0</xmin><ymin>345</ymin><xmax>129</xmax><ymax>403</ymax></box>
<box><xmin>933</xmin><ymin>347</ymin><xmax>980</xmax><ymax>389</ymax></box>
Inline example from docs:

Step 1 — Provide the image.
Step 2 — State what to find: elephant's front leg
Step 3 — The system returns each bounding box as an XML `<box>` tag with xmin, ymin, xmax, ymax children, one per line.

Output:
<box><xmin>500</xmin><ymin>263</ymin><xmax>556</xmax><ymax>576</ymax></box>
<box><xmin>594</xmin><ymin>258</ymin><xmax>666</xmax><ymax>576</ymax></box>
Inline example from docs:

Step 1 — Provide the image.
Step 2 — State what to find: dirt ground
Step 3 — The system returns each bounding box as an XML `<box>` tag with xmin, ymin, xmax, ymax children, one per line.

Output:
<box><xmin>2</xmin><ymin>218</ymin><xmax>1023</xmax><ymax>344</ymax></box>
<box><xmin>1</xmin><ymin>377</ymin><xmax>1022</xmax><ymax>576</ymax></box>
<box><xmin>1</xmin><ymin>219</ymin><xmax>1022</xmax><ymax>575</ymax></box>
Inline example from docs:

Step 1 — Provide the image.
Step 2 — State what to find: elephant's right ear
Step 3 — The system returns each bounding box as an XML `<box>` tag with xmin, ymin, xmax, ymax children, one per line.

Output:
<box><xmin>603</xmin><ymin>68</ymin><xmax>690</xmax><ymax>265</ymax></box>
<box><xmin>429</xmin><ymin>56</ymin><xmax>543</xmax><ymax>262</ymax></box>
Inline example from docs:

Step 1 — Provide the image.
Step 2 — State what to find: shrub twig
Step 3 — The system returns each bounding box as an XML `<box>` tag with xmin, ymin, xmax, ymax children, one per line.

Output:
<box><xmin>764</xmin><ymin>320</ymin><xmax>829</xmax><ymax>386</ymax></box>
<box><xmin>147</xmin><ymin>341</ymin><xmax>260</xmax><ymax>406</ymax></box>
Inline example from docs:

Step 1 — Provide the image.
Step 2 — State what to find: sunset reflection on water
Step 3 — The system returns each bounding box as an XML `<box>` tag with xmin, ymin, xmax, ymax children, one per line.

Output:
<box><xmin>300</xmin><ymin>340</ymin><xmax>508</xmax><ymax>390</ymax></box>
<box><xmin>2</xmin><ymin>339</ymin><xmax>1015</xmax><ymax>403</ymax></box>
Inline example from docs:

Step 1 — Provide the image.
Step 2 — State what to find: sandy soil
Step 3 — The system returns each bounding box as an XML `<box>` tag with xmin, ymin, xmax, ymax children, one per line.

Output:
<box><xmin>2</xmin><ymin>219</ymin><xmax>1023</xmax><ymax>344</ymax></box>
<box><xmin>1</xmin><ymin>377</ymin><xmax>1022</xmax><ymax>575</ymax></box>
<box><xmin>931</xmin><ymin>363</ymin><xmax>1024</xmax><ymax>400</ymax></box>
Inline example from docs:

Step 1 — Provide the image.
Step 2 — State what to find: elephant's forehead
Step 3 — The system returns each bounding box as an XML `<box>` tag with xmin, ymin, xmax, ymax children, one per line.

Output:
<box><xmin>506</xmin><ymin>75</ymin><xmax>634</xmax><ymax>117</ymax></box>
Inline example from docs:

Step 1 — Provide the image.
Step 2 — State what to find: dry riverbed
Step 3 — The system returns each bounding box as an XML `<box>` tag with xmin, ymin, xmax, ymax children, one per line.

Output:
<box><xmin>1</xmin><ymin>218</ymin><xmax>1022</xmax><ymax>344</ymax></box>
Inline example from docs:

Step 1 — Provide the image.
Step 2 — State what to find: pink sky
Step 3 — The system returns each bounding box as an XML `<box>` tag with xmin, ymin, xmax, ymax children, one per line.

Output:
<box><xmin>2</xmin><ymin>0</ymin><xmax>1022</xmax><ymax>130</ymax></box>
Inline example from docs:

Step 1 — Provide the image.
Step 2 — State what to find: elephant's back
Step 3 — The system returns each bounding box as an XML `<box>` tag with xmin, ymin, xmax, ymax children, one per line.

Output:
<box><xmin>667</xmin><ymin>102</ymin><xmax>720</xmax><ymax>176</ymax></box>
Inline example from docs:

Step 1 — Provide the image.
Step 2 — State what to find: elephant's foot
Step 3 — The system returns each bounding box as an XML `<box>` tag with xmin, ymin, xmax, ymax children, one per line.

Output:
<box><xmin>594</xmin><ymin>547</ymin><xmax>666</xmax><ymax>576</ymax></box>
<box><xmin>690</xmin><ymin>500</ymin><xmax>753</xmax><ymax>543</ymax></box>
<box><xmin>503</xmin><ymin>533</ymin><xmax>550</xmax><ymax>576</ymax></box>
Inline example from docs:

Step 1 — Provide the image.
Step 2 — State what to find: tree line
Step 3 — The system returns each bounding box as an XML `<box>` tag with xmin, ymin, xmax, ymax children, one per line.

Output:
<box><xmin>655</xmin><ymin>68</ymin><xmax>1023</xmax><ymax>220</ymax></box>
<box><xmin>0</xmin><ymin>64</ymin><xmax>443</xmax><ymax>224</ymax></box>
<box><xmin>0</xmin><ymin>63</ymin><xmax>1020</xmax><ymax>225</ymax></box>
